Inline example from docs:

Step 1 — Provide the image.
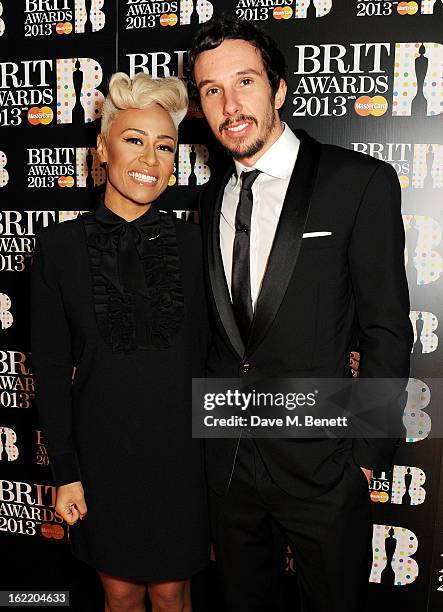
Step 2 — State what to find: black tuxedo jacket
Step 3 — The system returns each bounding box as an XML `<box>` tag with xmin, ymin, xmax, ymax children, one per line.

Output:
<box><xmin>199</xmin><ymin>129</ymin><xmax>413</xmax><ymax>498</ymax></box>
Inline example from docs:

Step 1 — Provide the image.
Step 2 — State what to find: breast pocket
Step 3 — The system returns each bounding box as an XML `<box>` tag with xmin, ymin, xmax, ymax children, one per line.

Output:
<box><xmin>295</xmin><ymin>235</ymin><xmax>342</xmax><ymax>290</ymax></box>
<box><xmin>300</xmin><ymin>236</ymin><xmax>338</xmax><ymax>251</ymax></box>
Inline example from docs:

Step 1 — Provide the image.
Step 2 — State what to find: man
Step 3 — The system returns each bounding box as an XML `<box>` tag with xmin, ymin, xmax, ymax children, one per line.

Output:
<box><xmin>188</xmin><ymin>17</ymin><xmax>413</xmax><ymax>611</ymax></box>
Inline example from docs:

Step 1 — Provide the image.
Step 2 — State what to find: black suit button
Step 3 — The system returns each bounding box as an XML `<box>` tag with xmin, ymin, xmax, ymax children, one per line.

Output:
<box><xmin>239</xmin><ymin>363</ymin><xmax>252</xmax><ymax>375</ymax></box>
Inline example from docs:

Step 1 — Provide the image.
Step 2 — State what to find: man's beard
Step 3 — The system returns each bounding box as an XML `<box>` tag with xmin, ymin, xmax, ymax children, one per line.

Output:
<box><xmin>219</xmin><ymin>103</ymin><xmax>277</xmax><ymax>161</ymax></box>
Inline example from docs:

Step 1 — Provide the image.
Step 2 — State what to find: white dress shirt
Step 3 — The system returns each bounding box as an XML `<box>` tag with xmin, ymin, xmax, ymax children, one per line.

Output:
<box><xmin>220</xmin><ymin>123</ymin><xmax>300</xmax><ymax>309</ymax></box>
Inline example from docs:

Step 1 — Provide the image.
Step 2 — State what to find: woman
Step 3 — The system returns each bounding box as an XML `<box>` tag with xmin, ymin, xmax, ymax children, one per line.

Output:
<box><xmin>31</xmin><ymin>72</ymin><xmax>210</xmax><ymax>612</ymax></box>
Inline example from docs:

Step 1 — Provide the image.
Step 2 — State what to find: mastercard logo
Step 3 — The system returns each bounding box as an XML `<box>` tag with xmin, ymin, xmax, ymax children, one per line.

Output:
<box><xmin>273</xmin><ymin>6</ymin><xmax>293</xmax><ymax>19</ymax></box>
<box><xmin>41</xmin><ymin>523</ymin><xmax>65</xmax><ymax>539</ymax></box>
<box><xmin>55</xmin><ymin>22</ymin><xmax>73</xmax><ymax>34</ymax></box>
<box><xmin>354</xmin><ymin>96</ymin><xmax>388</xmax><ymax>117</ymax></box>
<box><xmin>370</xmin><ymin>490</ymin><xmax>390</xmax><ymax>503</ymax></box>
<box><xmin>159</xmin><ymin>13</ymin><xmax>178</xmax><ymax>26</ymax></box>
<box><xmin>28</xmin><ymin>106</ymin><xmax>54</xmax><ymax>125</ymax></box>
<box><xmin>397</xmin><ymin>1</ymin><xmax>419</xmax><ymax>15</ymax></box>
<box><xmin>58</xmin><ymin>175</ymin><xmax>75</xmax><ymax>188</ymax></box>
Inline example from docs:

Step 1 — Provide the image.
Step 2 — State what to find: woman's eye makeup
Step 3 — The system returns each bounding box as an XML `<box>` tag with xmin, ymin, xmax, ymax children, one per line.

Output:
<box><xmin>122</xmin><ymin>136</ymin><xmax>175</xmax><ymax>154</ymax></box>
<box><xmin>124</xmin><ymin>136</ymin><xmax>143</xmax><ymax>145</ymax></box>
<box><xmin>157</xmin><ymin>144</ymin><xmax>174</xmax><ymax>153</ymax></box>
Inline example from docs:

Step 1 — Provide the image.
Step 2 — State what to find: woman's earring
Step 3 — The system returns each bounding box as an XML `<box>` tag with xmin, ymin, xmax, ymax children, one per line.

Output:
<box><xmin>168</xmin><ymin>164</ymin><xmax>177</xmax><ymax>187</ymax></box>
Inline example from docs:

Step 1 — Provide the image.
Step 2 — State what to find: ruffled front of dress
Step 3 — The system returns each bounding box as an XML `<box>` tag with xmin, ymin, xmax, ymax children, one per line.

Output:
<box><xmin>82</xmin><ymin>197</ymin><xmax>184</xmax><ymax>353</ymax></box>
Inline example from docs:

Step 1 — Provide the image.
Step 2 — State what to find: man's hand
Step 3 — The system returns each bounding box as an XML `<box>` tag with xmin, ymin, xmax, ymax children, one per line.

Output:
<box><xmin>55</xmin><ymin>481</ymin><xmax>87</xmax><ymax>525</ymax></box>
<box><xmin>350</xmin><ymin>351</ymin><xmax>360</xmax><ymax>378</ymax></box>
<box><xmin>360</xmin><ymin>467</ymin><xmax>373</xmax><ymax>484</ymax></box>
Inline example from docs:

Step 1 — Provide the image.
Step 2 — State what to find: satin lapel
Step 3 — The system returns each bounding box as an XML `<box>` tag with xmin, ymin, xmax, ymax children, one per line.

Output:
<box><xmin>246</xmin><ymin>130</ymin><xmax>322</xmax><ymax>357</ymax></box>
<box><xmin>207</xmin><ymin>166</ymin><xmax>245</xmax><ymax>359</ymax></box>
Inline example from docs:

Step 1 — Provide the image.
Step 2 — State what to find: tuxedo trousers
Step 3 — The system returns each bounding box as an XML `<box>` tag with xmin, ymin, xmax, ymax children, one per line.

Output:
<box><xmin>209</xmin><ymin>438</ymin><xmax>373</xmax><ymax>612</ymax></box>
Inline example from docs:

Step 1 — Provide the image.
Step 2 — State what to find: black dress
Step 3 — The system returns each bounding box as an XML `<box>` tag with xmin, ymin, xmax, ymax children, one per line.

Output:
<box><xmin>30</xmin><ymin>197</ymin><xmax>210</xmax><ymax>581</ymax></box>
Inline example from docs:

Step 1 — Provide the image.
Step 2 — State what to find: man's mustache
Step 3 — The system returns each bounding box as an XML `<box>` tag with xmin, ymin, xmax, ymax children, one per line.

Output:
<box><xmin>219</xmin><ymin>115</ymin><xmax>257</xmax><ymax>133</ymax></box>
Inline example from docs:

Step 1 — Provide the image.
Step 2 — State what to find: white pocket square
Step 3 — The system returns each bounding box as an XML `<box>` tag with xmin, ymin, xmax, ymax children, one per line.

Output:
<box><xmin>302</xmin><ymin>231</ymin><xmax>332</xmax><ymax>238</ymax></box>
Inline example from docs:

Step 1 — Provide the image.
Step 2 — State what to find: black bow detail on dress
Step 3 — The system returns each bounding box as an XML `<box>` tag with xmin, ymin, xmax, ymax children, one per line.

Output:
<box><xmin>87</xmin><ymin>197</ymin><xmax>160</xmax><ymax>298</ymax></box>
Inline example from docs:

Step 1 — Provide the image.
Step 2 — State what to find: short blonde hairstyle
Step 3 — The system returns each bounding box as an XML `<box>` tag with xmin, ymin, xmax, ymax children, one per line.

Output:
<box><xmin>100</xmin><ymin>71</ymin><xmax>188</xmax><ymax>136</ymax></box>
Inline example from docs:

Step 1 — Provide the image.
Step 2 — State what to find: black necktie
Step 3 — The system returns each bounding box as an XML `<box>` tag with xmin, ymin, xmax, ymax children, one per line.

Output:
<box><xmin>231</xmin><ymin>169</ymin><xmax>261</xmax><ymax>343</ymax></box>
<box><xmin>88</xmin><ymin>197</ymin><xmax>160</xmax><ymax>297</ymax></box>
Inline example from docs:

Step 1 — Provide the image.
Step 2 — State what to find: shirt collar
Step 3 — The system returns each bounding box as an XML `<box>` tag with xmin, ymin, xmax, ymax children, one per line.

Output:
<box><xmin>231</xmin><ymin>123</ymin><xmax>300</xmax><ymax>186</ymax></box>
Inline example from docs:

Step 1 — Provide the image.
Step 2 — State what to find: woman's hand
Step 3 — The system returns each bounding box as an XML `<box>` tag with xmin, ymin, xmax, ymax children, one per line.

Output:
<box><xmin>350</xmin><ymin>351</ymin><xmax>360</xmax><ymax>378</ymax></box>
<box><xmin>56</xmin><ymin>481</ymin><xmax>88</xmax><ymax>525</ymax></box>
<box><xmin>360</xmin><ymin>467</ymin><xmax>373</xmax><ymax>484</ymax></box>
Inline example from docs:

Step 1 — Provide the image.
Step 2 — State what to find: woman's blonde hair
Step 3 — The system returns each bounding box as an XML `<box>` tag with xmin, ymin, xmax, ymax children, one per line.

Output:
<box><xmin>100</xmin><ymin>71</ymin><xmax>188</xmax><ymax>135</ymax></box>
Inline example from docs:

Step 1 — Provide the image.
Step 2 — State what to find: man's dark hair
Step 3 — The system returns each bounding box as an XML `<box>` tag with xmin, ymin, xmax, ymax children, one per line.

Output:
<box><xmin>187</xmin><ymin>16</ymin><xmax>286</xmax><ymax>102</ymax></box>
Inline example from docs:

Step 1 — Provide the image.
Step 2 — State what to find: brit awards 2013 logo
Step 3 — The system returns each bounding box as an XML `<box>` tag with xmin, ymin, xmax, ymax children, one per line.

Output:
<box><xmin>0</xmin><ymin>151</ymin><xmax>9</xmax><ymax>187</ymax></box>
<box><xmin>0</xmin><ymin>210</ymin><xmax>88</xmax><ymax>273</ymax></box>
<box><xmin>393</xmin><ymin>43</ymin><xmax>443</xmax><ymax>116</ymax></box>
<box><xmin>0</xmin><ymin>211</ymin><xmax>49</xmax><ymax>273</ymax></box>
<box><xmin>0</xmin><ymin>294</ymin><xmax>13</xmax><ymax>330</ymax></box>
<box><xmin>389</xmin><ymin>466</ymin><xmax>426</xmax><ymax>505</ymax></box>
<box><xmin>127</xmin><ymin>50</ymin><xmax>187</xmax><ymax>78</ymax></box>
<box><xmin>0</xmin><ymin>479</ymin><xmax>67</xmax><ymax>539</ymax></box>
<box><xmin>35</xmin><ymin>430</ymin><xmax>49</xmax><ymax>467</ymax></box>
<box><xmin>370</xmin><ymin>525</ymin><xmax>419</xmax><ymax>585</ymax></box>
<box><xmin>370</xmin><ymin>465</ymin><xmax>426</xmax><ymax>504</ymax></box>
<box><xmin>0</xmin><ymin>427</ymin><xmax>19</xmax><ymax>462</ymax></box>
<box><xmin>408</xmin><ymin>144</ymin><xmax>443</xmax><ymax>188</ymax></box>
<box><xmin>0</xmin><ymin>2</ymin><xmax>4</xmax><ymax>36</ymax></box>
<box><xmin>26</xmin><ymin>147</ymin><xmax>106</xmax><ymax>189</ymax></box>
<box><xmin>410</xmin><ymin>311</ymin><xmax>438</xmax><ymax>354</ymax></box>
<box><xmin>0</xmin><ymin>351</ymin><xmax>34</xmax><ymax>410</ymax></box>
<box><xmin>292</xmin><ymin>42</ymin><xmax>390</xmax><ymax>117</ymax></box>
<box><xmin>351</xmin><ymin>142</ymin><xmax>443</xmax><ymax>189</ymax></box>
<box><xmin>168</xmin><ymin>143</ymin><xmax>211</xmax><ymax>187</ymax></box>
<box><xmin>403</xmin><ymin>377</ymin><xmax>432</xmax><ymax>442</ymax></box>
<box><xmin>291</xmin><ymin>41</ymin><xmax>443</xmax><ymax>117</ymax></box>
<box><xmin>0</xmin><ymin>57</ymin><xmax>104</xmax><ymax>127</ymax></box>
<box><xmin>23</xmin><ymin>0</ymin><xmax>106</xmax><ymax>37</ymax></box>
<box><xmin>356</xmin><ymin>0</ymin><xmax>443</xmax><ymax>17</ymax></box>
<box><xmin>403</xmin><ymin>214</ymin><xmax>443</xmax><ymax>286</ymax></box>
<box><xmin>235</xmin><ymin>0</ymin><xmax>332</xmax><ymax>22</ymax></box>
<box><xmin>124</xmin><ymin>0</ymin><xmax>213</xmax><ymax>30</ymax></box>
<box><xmin>56</xmin><ymin>58</ymin><xmax>104</xmax><ymax>123</ymax></box>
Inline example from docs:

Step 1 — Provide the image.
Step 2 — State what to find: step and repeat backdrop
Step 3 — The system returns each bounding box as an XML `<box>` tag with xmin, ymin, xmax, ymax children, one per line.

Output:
<box><xmin>0</xmin><ymin>1</ymin><xmax>442</xmax><ymax>611</ymax></box>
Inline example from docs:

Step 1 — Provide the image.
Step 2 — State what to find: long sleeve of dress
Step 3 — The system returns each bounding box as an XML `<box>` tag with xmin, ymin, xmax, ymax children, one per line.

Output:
<box><xmin>30</xmin><ymin>231</ymin><xmax>82</xmax><ymax>486</ymax></box>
